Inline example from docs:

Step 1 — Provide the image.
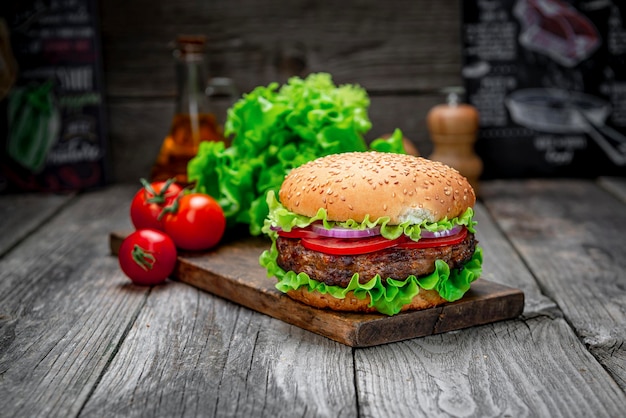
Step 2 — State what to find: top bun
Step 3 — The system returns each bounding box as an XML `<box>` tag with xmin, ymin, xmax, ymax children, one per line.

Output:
<box><xmin>279</xmin><ymin>152</ymin><xmax>476</xmax><ymax>224</ymax></box>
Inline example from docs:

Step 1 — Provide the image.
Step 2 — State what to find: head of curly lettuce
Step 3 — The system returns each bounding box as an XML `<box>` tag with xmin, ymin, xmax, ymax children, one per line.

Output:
<box><xmin>187</xmin><ymin>73</ymin><xmax>406</xmax><ymax>236</ymax></box>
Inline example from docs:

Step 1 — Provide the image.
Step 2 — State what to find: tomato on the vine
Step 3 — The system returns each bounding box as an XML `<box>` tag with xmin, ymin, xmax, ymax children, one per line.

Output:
<box><xmin>163</xmin><ymin>193</ymin><xmax>226</xmax><ymax>251</ymax></box>
<box><xmin>130</xmin><ymin>178</ymin><xmax>183</xmax><ymax>231</ymax></box>
<box><xmin>118</xmin><ymin>229</ymin><xmax>177</xmax><ymax>285</ymax></box>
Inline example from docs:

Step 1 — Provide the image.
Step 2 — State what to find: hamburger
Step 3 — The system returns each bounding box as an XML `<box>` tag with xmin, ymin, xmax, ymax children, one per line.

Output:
<box><xmin>259</xmin><ymin>151</ymin><xmax>483</xmax><ymax>315</ymax></box>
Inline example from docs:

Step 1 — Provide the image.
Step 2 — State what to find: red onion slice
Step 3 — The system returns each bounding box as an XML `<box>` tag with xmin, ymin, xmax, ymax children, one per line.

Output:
<box><xmin>420</xmin><ymin>225</ymin><xmax>463</xmax><ymax>239</ymax></box>
<box><xmin>310</xmin><ymin>223</ymin><xmax>381</xmax><ymax>238</ymax></box>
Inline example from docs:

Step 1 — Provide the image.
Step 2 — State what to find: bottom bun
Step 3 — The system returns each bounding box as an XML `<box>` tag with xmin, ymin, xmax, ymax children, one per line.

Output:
<box><xmin>286</xmin><ymin>287</ymin><xmax>447</xmax><ymax>314</ymax></box>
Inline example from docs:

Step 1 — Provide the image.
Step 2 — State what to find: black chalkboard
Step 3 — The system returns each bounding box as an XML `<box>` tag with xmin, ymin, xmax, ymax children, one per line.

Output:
<box><xmin>0</xmin><ymin>0</ymin><xmax>110</xmax><ymax>192</ymax></box>
<box><xmin>462</xmin><ymin>0</ymin><xmax>626</xmax><ymax>178</ymax></box>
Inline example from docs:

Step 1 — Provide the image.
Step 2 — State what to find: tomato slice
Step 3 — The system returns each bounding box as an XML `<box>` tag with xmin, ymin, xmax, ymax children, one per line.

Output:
<box><xmin>301</xmin><ymin>235</ymin><xmax>403</xmax><ymax>255</ymax></box>
<box><xmin>398</xmin><ymin>227</ymin><xmax>468</xmax><ymax>249</ymax></box>
<box><xmin>277</xmin><ymin>226</ymin><xmax>319</xmax><ymax>239</ymax></box>
<box><xmin>298</xmin><ymin>226</ymin><xmax>469</xmax><ymax>255</ymax></box>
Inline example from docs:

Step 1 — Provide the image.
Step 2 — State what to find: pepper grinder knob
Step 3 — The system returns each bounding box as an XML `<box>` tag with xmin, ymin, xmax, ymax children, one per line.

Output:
<box><xmin>427</xmin><ymin>92</ymin><xmax>483</xmax><ymax>195</ymax></box>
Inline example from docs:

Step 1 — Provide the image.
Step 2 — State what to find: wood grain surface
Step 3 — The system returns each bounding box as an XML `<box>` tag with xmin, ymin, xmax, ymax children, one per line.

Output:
<box><xmin>0</xmin><ymin>185</ymin><xmax>141</xmax><ymax>417</ymax></box>
<box><xmin>481</xmin><ymin>179</ymin><xmax>626</xmax><ymax>391</ymax></box>
<box><xmin>2</xmin><ymin>180</ymin><xmax>626</xmax><ymax>417</ymax></box>
<box><xmin>0</xmin><ymin>193</ymin><xmax>74</xmax><ymax>257</ymax></box>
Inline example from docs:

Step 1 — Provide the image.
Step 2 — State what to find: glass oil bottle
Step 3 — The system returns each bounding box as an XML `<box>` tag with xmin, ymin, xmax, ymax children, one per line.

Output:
<box><xmin>150</xmin><ymin>35</ymin><xmax>224</xmax><ymax>185</ymax></box>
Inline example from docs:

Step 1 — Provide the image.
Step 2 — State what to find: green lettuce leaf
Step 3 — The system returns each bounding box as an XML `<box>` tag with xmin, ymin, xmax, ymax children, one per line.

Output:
<box><xmin>259</xmin><ymin>238</ymin><xmax>483</xmax><ymax>316</ymax></box>
<box><xmin>187</xmin><ymin>73</ymin><xmax>406</xmax><ymax>235</ymax></box>
<box><xmin>261</xmin><ymin>190</ymin><xmax>478</xmax><ymax>242</ymax></box>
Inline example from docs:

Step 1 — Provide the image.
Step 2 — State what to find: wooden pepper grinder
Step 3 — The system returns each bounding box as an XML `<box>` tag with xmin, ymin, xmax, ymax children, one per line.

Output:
<box><xmin>427</xmin><ymin>91</ymin><xmax>483</xmax><ymax>195</ymax></box>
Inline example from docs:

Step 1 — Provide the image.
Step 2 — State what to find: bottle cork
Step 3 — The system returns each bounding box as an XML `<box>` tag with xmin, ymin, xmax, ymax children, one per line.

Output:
<box><xmin>427</xmin><ymin>92</ymin><xmax>483</xmax><ymax>195</ymax></box>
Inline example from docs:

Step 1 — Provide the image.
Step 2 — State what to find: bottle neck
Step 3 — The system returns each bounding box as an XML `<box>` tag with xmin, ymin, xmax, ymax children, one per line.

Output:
<box><xmin>175</xmin><ymin>53</ymin><xmax>211</xmax><ymax>115</ymax></box>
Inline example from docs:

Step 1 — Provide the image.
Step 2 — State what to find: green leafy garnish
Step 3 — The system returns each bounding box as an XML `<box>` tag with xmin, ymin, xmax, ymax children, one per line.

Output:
<box><xmin>259</xmin><ymin>239</ymin><xmax>483</xmax><ymax>316</ymax></box>
<box><xmin>187</xmin><ymin>73</ymin><xmax>405</xmax><ymax>235</ymax></box>
<box><xmin>261</xmin><ymin>190</ymin><xmax>477</xmax><ymax>241</ymax></box>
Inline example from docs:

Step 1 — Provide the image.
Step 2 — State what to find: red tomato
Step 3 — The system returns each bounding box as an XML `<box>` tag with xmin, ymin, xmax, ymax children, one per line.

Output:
<box><xmin>163</xmin><ymin>193</ymin><xmax>226</xmax><ymax>251</ymax></box>
<box><xmin>301</xmin><ymin>235</ymin><xmax>403</xmax><ymax>255</ymax></box>
<box><xmin>397</xmin><ymin>227</ymin><xmax>467</xmax><ymax>249</ymax></box>
<box><xmin>118</xmin><ymin>229</ymin><xmax>177</xmax><ymax>285</ymax></box>
<box><xmin>130</xmin><ymin>178</ymin><xmax>183</xmax><ymax>230</ymax></box>
<box><xmin>277</xmin><ymin>226</ymin><xmax>318</xmax><ymax>239</ymax></box>
<box><xmin>299</xmin><ymin>227</ymin><xmax>468</xmax><ymax>255</ymax></box>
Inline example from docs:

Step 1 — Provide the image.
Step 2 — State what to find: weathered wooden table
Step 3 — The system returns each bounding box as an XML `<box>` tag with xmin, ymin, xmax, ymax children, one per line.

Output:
<box><xmin>1</xmin><ymin>178</ymin><xmax>625</xmax><ymax>417</ymax></box>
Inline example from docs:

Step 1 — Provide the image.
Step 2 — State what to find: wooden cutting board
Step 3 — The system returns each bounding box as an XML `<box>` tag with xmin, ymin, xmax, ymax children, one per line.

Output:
<box><xmin>110</xmin><ymin>232</ymin><xmax>524</xmax><ymax>347</ymax></box>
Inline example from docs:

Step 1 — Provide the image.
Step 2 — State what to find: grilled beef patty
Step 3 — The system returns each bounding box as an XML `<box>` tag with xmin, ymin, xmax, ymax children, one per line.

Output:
<box><xmin>276</xmin><ymin>232</ymin><xmax>477</xmax><ymax>287</ymax></box>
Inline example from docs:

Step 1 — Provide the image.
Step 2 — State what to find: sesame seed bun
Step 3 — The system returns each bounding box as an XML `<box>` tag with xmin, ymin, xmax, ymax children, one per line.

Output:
<box><xmin>279</xmin><ymin>152</ymin><xmax>476</xmax><ymax>224</ymax></box>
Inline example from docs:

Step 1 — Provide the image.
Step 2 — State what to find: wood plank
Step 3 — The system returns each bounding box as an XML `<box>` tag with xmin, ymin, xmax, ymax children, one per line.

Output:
<box><xmin>101</xmin><ymin>0</ymin><xmax>462</xmax><ymax>96</ymax></box>
<box><xmin>0</xmin><ymin>192</ymin><xmax>74</xmax><ymax>257</ymax></box>
<box><xmin>473</xmin><ymin>203</ymin><xmax>558</xmax><ymax>316</ymax></box>
<box><xmin>0</xmin><ymin>185</ymin><xmax>141</xmax><ymax>417</ymax></box>
<box><xmin>481</xmin><ymin>179</ymin><xmax>626</xmax><ymax>391</ymax></box>
<box><xmin>109</xmin><ymin>231</ymin><xmax>524</xmax><ymax>347</ymax></box>
<box><xmin>101</xmin><ymin>0</ymin><xmax>463</xmax><ymax>182</ymax></box>
<box><xmin>80</xmin><ymin>279</ymin><xmax>358</xmax><ymax>417</ymax></box>
<box><xmin>355</xmin><ymin>315</ymin><xmax>626</xmax><ymax>417</ymax></box>
<box><xmin>598</xmin><ymin>176</ymin><xmax>626</xmax><ymax>204</ymax></box>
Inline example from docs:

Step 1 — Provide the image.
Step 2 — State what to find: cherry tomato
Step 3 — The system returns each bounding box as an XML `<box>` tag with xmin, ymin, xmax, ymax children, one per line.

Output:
<box><xmin>118</xmin><ymin>229</ymin><xmax>177</xmax><ymax>285</ymax></box>
<box><xmin>130</xmin><ymin>178</ymin><xmax>183</xmax><ymax>230</ymax></box>
<box><xmin>163</xmin><ymin>193</ymin><xmax>226</xmax><ymax>251</ymax></box>
<box><xmin>397</xmin><ymin>227</ymin><xmax>467</xmax><ymax>249</ymax></box>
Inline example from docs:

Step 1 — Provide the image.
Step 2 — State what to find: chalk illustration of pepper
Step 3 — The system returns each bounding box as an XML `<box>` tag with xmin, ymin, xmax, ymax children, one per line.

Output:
<box><xmin>7</xmin><ymin>80</ymin><xmax>61</xmax><ymax>172</ymax></box>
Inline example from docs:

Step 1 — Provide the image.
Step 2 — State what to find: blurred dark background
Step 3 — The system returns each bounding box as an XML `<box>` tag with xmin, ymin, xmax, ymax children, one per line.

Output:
<box><xmin>3</xmin><ymin>0</ymin><xmax>626</xmax><ymax>192</ymax></box>
<box><xmin>99</xmin><ymin>0</ymin><xmax>462</xmax><ymax>182</ymax></box>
